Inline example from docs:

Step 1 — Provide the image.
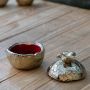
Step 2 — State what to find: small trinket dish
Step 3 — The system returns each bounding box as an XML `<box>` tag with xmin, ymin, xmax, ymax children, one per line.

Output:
<box><xmin>6</xmin><ymin>42</ymin><xmax>45</xmax><ymax>70</ymax></box>
<box><xmin>0</xmin><ymin>0</ymin><xmax>8</xmax><ymax>7</ymax></box>
<box><xmin>16</xmin><ymin>0</ymin><xmax>33</xmax><ymax>6</ymax></box>
<box><xmin>48</xmin><ymin>51</ymin><xmax>86</xmax><ymax>82</ymax></box>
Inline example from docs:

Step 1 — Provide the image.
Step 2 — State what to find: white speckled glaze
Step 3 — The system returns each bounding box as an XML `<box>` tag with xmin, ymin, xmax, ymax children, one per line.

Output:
<box><xmin>48</xmin><ymin>51</ymin><xmax>86</xmax><ymax>82</ymax></box>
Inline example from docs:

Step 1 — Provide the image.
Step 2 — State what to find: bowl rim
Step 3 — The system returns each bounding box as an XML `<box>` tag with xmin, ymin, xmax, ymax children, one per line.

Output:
<box><xmin>6</xmin><ymin>42</ymin><xmax>44</xmax><ymax>56</ymax></box>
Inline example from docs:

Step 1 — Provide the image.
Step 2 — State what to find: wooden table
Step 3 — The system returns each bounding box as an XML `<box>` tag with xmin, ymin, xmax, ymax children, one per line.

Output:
<box><xmin>0</xmin><ymin>0</ymin><xmax>90</xmax><ymax>90</ymax></box>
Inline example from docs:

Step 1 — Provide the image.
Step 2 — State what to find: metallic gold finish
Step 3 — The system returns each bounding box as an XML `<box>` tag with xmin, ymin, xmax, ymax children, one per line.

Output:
<box><xmin>48</xmin><ymin>51</ymin><xmax>86</xmax><ymax>82</ymax></box>
<box><xmin>16</xmin><ymin>0</ymin><xmax>33</xmax><ymax>6</ymax></box>
<box><xmin>6</xmin><ymin>42</ymin><xmax>45</xmax><ymax>70</ymax></box>
<box><xmin>0</xmin><ymin>0</ymin><xmax>8</xmax><ymax>7</ymax></box>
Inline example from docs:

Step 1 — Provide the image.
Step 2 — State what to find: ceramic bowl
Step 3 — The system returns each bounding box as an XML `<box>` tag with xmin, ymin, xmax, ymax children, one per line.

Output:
<box><xmin>0</xmin><ymin>0</ymin><xmax>8</xmax><ymax>7</ymax></box>
<box><xmin>6</xmin><ymin>42</ymin><xmax>45</xmax><ymax>70</ymax></box>
<box><xmin>16</xmin><ymin>0</ymin><xmax>33</xmax><ymax>6</ymax></box>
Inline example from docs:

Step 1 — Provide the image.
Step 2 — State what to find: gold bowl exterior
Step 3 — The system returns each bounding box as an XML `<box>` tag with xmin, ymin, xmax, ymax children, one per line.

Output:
<box><xmin>6</xmin><ymin>42</ymin><xmax>45</xmax><ymax>70</ymax></box>
<box><xmin>0</xmin><ymin>0</ymin><xmax>8</xmax><ymax>7</ymax></box>
<box><xmin>16</xmin><ymin>0</ymin><xmax>33</xmax><ymax>6</ymax></box>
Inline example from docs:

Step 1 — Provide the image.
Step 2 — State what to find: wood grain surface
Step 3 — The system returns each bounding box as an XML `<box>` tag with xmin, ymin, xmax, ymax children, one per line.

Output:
<box><xmin>0</xmin><ymin>0</ymin><xmax>90</xmax><ymax>90</ymax></box>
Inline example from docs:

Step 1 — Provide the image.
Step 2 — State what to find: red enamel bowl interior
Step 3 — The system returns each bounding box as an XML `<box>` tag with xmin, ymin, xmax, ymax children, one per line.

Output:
<box><xmin>9</xmin><ymin>44</ymin><xmax>41</xmax><ymax>54</ymax></box>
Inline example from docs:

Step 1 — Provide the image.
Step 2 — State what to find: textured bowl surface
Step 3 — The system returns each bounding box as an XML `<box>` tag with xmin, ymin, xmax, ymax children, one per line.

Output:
<box><xmin>16</xmin><ymin>0</ymin><xmax>33</xmax><ymax>6</ymax></box>
<box><xmin>6</xmin><ymin>42</ymin><xmax>45</xmax><ymax>70</ymax></box>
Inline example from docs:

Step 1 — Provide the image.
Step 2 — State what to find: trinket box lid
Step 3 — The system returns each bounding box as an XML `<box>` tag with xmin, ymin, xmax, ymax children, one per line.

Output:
<box><xmin>48</xmin><ymin>51</ymin><xmax>86</xmax><ymax>82</ymax></box>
